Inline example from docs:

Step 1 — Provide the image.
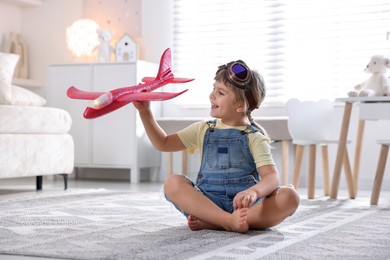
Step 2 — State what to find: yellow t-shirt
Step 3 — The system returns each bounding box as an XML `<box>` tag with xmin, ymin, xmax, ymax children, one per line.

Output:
<box><xmin>176</xmin><ymin>119</ymin><xmax>275</xmax><ymax>169</ymax></box>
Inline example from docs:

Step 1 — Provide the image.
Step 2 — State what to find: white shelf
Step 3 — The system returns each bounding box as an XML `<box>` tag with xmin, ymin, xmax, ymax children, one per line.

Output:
<box><xmin>12</xmin><ymin>78</ymin><xmax>42</xmax><ymax>88</ymax></box>
<box><xmin>0</xmin><ymin>0</ymin><xmax>43</xmax><ymax>7</ymax></box>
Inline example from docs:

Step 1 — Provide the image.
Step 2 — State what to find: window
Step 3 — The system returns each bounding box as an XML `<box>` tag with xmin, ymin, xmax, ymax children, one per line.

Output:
<box><xmin>172</xmin><ymin>0</ymin><xmax>390</xmax><ymax>107</ymax></box>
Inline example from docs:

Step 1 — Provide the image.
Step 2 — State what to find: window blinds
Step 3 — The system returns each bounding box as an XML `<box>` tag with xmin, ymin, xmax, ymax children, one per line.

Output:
<box><xmin>172</xmin><ymin>0</ymin><xmax>390</xmax><ymax>107</ymax></box>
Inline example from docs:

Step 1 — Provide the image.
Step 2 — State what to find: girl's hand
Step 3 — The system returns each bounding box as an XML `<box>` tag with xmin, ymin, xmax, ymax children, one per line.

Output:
<box><xmin>133</xmin><ymin>88</ymin><xmax>152</xmax><ymax>112</ymax></box>
<box><xmin>133</xmin><ymin>100</ymin><xmax>151</xmax><ymax>113</ymax></box>
<box><xmin>233</xmin><ymin>189</ymin><xmax>257</xmax><ymax>210</ymax></box>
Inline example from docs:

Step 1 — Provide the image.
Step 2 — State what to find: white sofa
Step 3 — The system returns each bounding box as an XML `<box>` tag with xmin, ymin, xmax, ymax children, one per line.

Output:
<box><xmin>0</xmin><ymin>104</ymin><xmax>74</xmax><ymax>190</ymax></box>
<box><xmin>0</xmin><ymin>52</ymin><xmax>74</xmax><ymax>190</ymax></box>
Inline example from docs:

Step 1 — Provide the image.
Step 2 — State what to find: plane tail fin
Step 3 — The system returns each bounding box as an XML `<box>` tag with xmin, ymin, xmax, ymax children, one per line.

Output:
<box><xmin>140</xmin><ymin>48</ymin><xmax>173</xmax><ymax>84</ymax></box>
<box><xmin>156</xmin><ymin>48</ymin><xmax>173</xmax><ymax>81</ymax></box>
<box><xmin>141</xmin><ymin>48</ymin><xmax>194</xmax><ymax>84</ymax></box>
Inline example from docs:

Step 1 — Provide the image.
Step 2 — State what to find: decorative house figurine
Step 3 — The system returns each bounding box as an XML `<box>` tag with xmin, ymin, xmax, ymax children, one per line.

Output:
<box><xmin>115</xmin><ymin>33</ymin><xmax>137</xmax><ymax>62</ymax></box>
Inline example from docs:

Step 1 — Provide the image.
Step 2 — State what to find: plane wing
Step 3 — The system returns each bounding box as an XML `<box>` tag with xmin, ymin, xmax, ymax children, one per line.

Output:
<box><xmin>84</xmin><ymin>89</ymin><xmax>188</xmax><ymax>119</ymax></box>
<box><xmin>67</xmin><ymin>86</ymin><xmax>105</xmax><ymax>100</ymax></box>
<box><xmin>141</xmin><ymin>77</ymin><xmax>194</xmax><ymax>84</ymax></box>
<box><xmin>116</xmin><ymin>89</ymin><xmax>188</xmax><ymax>102</ymax></box>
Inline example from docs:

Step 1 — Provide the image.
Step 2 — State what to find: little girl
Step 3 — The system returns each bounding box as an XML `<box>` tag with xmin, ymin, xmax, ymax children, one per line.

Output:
<box><xmin>133</xmin><ymin>60</ymin><xmax>300</xmax><ymax>233</ymax></box>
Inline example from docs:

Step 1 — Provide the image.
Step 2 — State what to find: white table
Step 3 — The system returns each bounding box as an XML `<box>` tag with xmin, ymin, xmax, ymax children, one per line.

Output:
<box><xmin>330</xmin><ymin>96</ymin><xmax>390</xmax><ymax>199</ymax></box>
<box><xmin>157</xmin><ymin>117</ymin><xmax>291</xmax><ymax>184</ymax></box>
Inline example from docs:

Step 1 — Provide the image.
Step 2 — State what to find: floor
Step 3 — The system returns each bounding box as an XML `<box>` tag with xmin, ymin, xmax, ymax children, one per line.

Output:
<box><xmin>0</xmin><ymin>177</ymin><xmax>165</xmax><ymax>260</ymax></box>
<box><xmin>0</xmin><ymin>177</ymin><xmax>164</xmax><ymax>199</ymax></box>
<box><xmin>0</xmin><ymin>175</ymin><xmax>382</xmax><ymax>200</ymax></box>
<box><xmin>0</xmin><ymin>176</ymin><xmax>389</xmax><ymax>260</ymax></box>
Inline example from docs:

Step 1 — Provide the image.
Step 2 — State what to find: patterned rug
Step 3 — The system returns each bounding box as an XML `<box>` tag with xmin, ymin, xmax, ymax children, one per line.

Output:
<box><xmin>0</xmin><ymin>189</ymin><xmax>389</xmax><ymax>260</ymax></box>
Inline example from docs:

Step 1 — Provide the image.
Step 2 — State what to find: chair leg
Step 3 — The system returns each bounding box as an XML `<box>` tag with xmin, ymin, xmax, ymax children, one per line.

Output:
<box><xmin>281</xmin><ymin>140</ymin><xmax>289</xmax><ymax>185</ymax></box>
<box><xmin>321</xmin><ymin>145</ymin><xmax>330</xmax><ymax>196</ymax></box>
<box><xmin>182</xmin><ymin>151</ymin><xmax>188</xmax><ymax>176</ymax></box>
<box><xmin>371</xmin><ymin>144</ymin><xmax>389</xmax><ymax>205</ymax></box>
<box><xmin>292</xmin><ymin>145</ymin><xmax>304</xmax><ymax>189</ymax></box>
<box><xmin>342</xmin><ymin>150</ymin><xmax>355</xmax><ymax>199</ymax></box>
<box><xmin>167</xmin><ymin>152</ymin><xmax>173</xmax><ymax>176</ymax></box>
<box><xmin>308</xmin><ymin>144</ymin><xmax>316</xmax><ymax>199</ymax></box>
<box><xmin>353</xmin><ymin>120</ymin><xmax>365</xmax><ymax>197</ymax></box>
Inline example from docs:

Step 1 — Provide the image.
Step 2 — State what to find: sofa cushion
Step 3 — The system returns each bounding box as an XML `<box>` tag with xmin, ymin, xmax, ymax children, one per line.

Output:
<box><xmin>0</xmin><ymin>105</ymin><xmax>72</xmax><ymax>134</ymax></box>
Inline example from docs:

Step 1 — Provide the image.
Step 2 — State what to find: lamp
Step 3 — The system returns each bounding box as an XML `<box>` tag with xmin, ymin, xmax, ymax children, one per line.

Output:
<box><xmin>66</xmin><ymin>19</ymin><xmax>100</xmax><ymax>58</ymax></box>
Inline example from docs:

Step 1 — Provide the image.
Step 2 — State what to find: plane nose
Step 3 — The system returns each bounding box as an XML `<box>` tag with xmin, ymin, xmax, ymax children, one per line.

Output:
<box><xmin>83</xmin><ymin>107</ymin><xmax>96</xmax><ymax>119</ymax></box>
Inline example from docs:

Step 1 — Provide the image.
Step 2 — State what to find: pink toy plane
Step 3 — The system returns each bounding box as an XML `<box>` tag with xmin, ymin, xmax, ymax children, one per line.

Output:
<box><xmin>67</xmin><ymin>48</ymin><xmax>193</xmax><ymax>119</ymax></box>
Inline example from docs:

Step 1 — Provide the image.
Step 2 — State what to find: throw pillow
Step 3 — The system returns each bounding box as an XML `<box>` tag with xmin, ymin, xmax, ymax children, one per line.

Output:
<box><xmin>7</xmin><ymin>85</ymin><xmax>46</xmax><ymax>106</ymax></box>
<box><xmin>0</xmin><ymin>52</ymin><xmax>20</xmax><ymax>103</ymax></box>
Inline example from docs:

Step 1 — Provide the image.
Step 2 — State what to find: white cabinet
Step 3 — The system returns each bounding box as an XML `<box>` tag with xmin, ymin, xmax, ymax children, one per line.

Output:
<box><xmin>47</xmin><ymin>62</ymin><xmax>160</xmax><ymax>183</ymax></box>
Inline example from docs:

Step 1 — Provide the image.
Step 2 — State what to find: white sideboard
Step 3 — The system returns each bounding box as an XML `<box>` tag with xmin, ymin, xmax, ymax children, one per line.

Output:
<box><xmin>47</xmin><ymin>62</ymin><xmax>160</xmax><ymax>183</ymax></box>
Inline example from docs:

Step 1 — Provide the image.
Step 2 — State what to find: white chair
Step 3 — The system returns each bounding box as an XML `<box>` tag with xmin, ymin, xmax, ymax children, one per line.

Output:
<box><xmin>286</xmin><ymin>99</ymin><xmax>355</xmax><ymax>199</ymax></box>
<box><xmin>370</xmin><ymin>140</ymin><xmax>390</xmax><ymax>205</ymax></box>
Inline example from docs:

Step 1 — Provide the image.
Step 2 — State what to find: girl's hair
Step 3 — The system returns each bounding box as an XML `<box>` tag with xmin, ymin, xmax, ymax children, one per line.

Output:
<box><xmin>214</xmin><ymin>64</ymin><xmax>268</xmax><ymax>137</ymax></box>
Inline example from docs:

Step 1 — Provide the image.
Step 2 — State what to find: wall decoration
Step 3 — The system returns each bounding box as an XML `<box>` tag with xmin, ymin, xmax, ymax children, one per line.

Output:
<box><xmin>83</xmin><ymin>0</ymin><xmax>142</xmax><ymax>44</ymax></box>
<box><xmin>115</xmin><ymin>33</ymin><xmax>136</xmax><ymax>62</ymax></box>
<box><xmin>3</xmin><ymin>32</ymin><xmax>29</xmax><ymax>79</ymax></box>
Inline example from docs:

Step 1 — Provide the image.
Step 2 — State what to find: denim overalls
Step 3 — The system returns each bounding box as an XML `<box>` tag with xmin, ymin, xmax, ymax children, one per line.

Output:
<box><xmin>170</xmin><ymin>120</ymin><xmax>261</xmax><ymax>216</ymax></box>
<box><xmin>196</xmin><ymin>120</ymin><xmax>260</xmax><ymax>213</ymax></box>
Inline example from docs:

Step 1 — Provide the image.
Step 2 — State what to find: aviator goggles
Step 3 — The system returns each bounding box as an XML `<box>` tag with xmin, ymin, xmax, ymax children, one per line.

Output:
<box><xmin>217</xmin><ymin>60</ymin><xmax>258</xmax><ymax>111</ymax></box>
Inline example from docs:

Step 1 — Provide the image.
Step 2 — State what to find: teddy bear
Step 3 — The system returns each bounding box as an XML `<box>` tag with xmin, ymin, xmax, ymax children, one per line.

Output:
<box><xmin>95</xmin><ymin>29</ymin><xmax>114</xmax><ymax>62</ymax></box>
<box><xmin>348</xmin><ymin>55</ymin><xmax>390</xmax><ymax>97</ymax></box>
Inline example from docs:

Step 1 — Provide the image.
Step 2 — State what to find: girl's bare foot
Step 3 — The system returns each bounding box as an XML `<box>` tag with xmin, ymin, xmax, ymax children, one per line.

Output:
<box><xmin>187</xmin><ymin>207</ymin><xmax>249</xmax><ymax>233</ymax></box>
<box><xmin>187</xmin><ymin>215</ymin><xmax>202</xmax><ymax>231</ymax></box>
<box><xmin>187</xmin><ymin>215</ymin><xmax>219</xmax><ymax>231</ymax></box>
<box><xmin>226</xmin><ymin>207</ymin><xmax>249</xmax><ymax>233</ymax></box>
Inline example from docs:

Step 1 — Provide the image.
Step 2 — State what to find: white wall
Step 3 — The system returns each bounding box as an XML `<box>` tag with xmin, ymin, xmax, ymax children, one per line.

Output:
<box><xmin>0</xmin><ymin>0</ymin><xmax>171</xmax><ymax>96</ymax></box>
<box><xmin>20</xmin><ymin>0</ymin><xmax>83</xmax><ymax>97</ymax></box>
<box><xmin>1</xmin><ymin>0</ymin><xmax>389</xmax><ymax>191</ymax></box>
<box><xmin>0</xmin><ymin>2</ymin><xmax>21</xmax><ymax>45</ymax></box>
<box><xmin>139</xmin><ymin>0</ymin><xmax>173</xmax><ymax>63</ymax></box>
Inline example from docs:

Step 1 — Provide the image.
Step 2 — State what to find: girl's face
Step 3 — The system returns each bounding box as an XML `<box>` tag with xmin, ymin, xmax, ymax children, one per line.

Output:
<box><xmin>209</xmin><ymin>81</ymin><xmax>246</xmax><ymax>125</ymax></box>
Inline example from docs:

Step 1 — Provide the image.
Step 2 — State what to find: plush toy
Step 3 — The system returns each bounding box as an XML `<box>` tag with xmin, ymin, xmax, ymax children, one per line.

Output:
<box><xmin>348</xmin><ymin>55</ymin><xmax>390</xmax><ymax>97</ymax></box>
<box><xmin>95</xmin><ymin>29</ymin><xmax>114</xmax><ymax>62</ymax></box>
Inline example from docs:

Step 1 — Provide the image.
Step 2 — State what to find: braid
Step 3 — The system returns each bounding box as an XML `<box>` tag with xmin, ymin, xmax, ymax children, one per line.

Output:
<box><xmin>246</xmin><ymin>110</ymin><xmax>268</xmax><ymax>137</ymax></box>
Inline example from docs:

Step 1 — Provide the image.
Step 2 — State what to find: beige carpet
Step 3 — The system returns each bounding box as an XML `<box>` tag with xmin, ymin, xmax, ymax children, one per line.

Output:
<box><xmin>0</xmin><ymin>189</ymin><xmax>389</xmax><ymax>259</ymax></box>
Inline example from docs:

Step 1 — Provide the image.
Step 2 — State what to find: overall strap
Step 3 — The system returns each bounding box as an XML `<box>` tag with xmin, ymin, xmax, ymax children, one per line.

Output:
<box><xmin>241</xmin><ymin>124</ymin><xmax>260</xmax><ymax>134</ymax></box>
<box><xmin>206</xmin><ymin>119</ymin><xmax>217</xmax><ymax>131</ymax></box>
<box><xmin>206</xmin><ymin>119</ymin><xmax>260</xmax><ymax>134</ymax></box>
